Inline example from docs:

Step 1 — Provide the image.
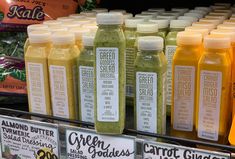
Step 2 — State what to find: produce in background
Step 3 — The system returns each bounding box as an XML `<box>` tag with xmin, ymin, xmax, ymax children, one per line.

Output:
<box><xmin>78</xmin><ymin>0</ymin><xmax>101</xmax><ymax>11</ymax></box>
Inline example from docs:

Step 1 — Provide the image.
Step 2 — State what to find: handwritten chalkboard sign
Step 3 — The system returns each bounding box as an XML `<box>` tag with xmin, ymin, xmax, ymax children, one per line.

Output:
<box><xmin>65</xmin><ymin>127</ymin><xmax>136</xmax><ymax>159</ymax></box>
<box><xmin>0</xmin><ymin>115</ymin><xmax>59</xmax><ymax>159</ymax></box>
<box><xmin>143</xmin><ymin>141</ymin><xmax>230</xmax><ymax>159</ymax></box>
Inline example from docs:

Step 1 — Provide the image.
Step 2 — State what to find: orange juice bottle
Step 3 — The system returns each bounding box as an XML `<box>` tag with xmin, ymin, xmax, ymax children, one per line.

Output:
<box><xmin>25</xmin><ymin>31</ymin><xmax>52</xmax><ymax>116</ymax></box>
<box><xmin>229</xmin><ymin>117</ymin><xmax>235</xmax><ymax>145</ymax></box>
<box><xmin>171</xmin><ymin>32</ymin><xmax>202</xmax><ymax>139</ymax></box>
<box><xmin>196</xmin><ymin>35</ymin><xmax>231</xmax><ymax>144</ymax></box>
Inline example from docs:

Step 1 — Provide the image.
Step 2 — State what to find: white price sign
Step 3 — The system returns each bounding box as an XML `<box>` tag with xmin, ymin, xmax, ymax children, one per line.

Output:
<box><xmin>66</xmin><ymin>128</ymin><xmax>136</xmax><ymax>159</ymax></box>
<box><xmin>143</xmin><ymin>141</ymin><xmax>230</xmax><ymax>159</ymax></box>
<box><xmin>0</xmin><ymin>115</ymin><xmax>59</xmax><ymax>159</ymax></box>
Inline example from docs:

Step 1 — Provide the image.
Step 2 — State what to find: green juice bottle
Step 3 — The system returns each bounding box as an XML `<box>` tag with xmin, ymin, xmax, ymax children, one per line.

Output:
<box><xmin>149</xmin><ymin>19</ymin><xmax>170</xmax><ymax>39</ymax></box>
<box><xmin>165</xmin><ymin>20</ymin><xmax>191</xmax><ymax>116</ymax></box>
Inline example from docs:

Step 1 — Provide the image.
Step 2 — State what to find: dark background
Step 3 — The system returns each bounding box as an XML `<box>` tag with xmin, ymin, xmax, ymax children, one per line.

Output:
<box><xmin>98</xmin><ymin>0</ymin><xmax>234</xmax><ymax>14</ymax></box>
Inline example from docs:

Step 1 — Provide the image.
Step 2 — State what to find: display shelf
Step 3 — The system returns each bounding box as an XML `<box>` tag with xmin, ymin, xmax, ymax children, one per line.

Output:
<box><xmin>0</xmin><ymin>107</ymin><xmax>234</xmax><ymax>157</ymax></box>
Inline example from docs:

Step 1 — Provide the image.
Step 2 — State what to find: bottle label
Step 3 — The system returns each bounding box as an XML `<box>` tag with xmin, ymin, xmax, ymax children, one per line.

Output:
<box><xmin>49</xmin><ymin>65</ymin><xmax>69</xmax><ymax>118</ymax></box>
<box><xmin>198</xmin><ymin>71</ymin><xmax>222</xmax><ymax>141</ymax></box>
<box><xmin>165</xmin><ymin>45</ymin><xmax>177</xmax><ymax>106</ymax></box>
<box><xmin>136</xmin><ymin>72</ymin><xmax>157</xmax><ymax>133</ymax></box>
<box><xmin>96</xmin><ymin>48</ymin><xmax>119</xmax><ymax>122</ymax></box>
<box><xmin>173</xmin><ymin>66</ymin><xmax>195</xmax><ymax>131</ymax></box>
<box><xmin>126</xmin><ymin>47</ymin><xmax>136</xmax><ymax>98</ymax></box>
<box><xmin>79</xmin><ymin>66</ymin><xmax>94</xmax><ymax>123</ymax></box>
<box><xmin>162</xmin><ymin>72</ymin><xmax>167</xmax><ymax>134</ymax></box>
<box><xmin>27</xmin><ymin>63</ymin><xmax>46</xmax><ymax>115</ymax></box>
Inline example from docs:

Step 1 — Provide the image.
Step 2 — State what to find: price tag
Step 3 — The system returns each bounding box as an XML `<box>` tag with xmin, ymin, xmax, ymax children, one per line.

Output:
<box><xmin>143</xmin><ymin>141</ymin><xmax>230</xmax><ymax>159</ymax></box>
<box><xmin>65</xmin><ymin>127</ymin><xmax>136</xmax><ymax>159</ymax></box>
<box><xmin>0</xmin><ymin>115</ymin><xmax>59</xmax><ymax>159</ymax></box>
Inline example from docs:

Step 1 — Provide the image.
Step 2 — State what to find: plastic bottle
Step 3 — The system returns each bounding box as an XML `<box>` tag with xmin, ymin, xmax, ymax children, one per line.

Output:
<box><xmin>192</xmin><ymin>22</ymin><xmax>216</xmax><ymax>31</ymax></box>
<box><xmin>165</xmin><ymin>20</ymin><xmax>192</xmax><ymax>116</ymax></box>
<box><xmin>217</xmin><ymin>24</ymin><xmax>235</xmax><ymax>31</ymax></box>
<box><xmin>229</xmin><ymin>117</ymin><xmax>235</xmax><ymax>146</ymax></box>
<box><xmin>48</xmin><ymin>31</ymin><xmax>79</xmax><ymax>120</ymax></box>
<box><xmin>135</xmin><ymin>14</ymin><xmax>154</xmax><ymax>21</ymax></box>
<box><xmin>77</xmin><ymin>34</ymin><xmax>95</xmax><ymax>123</ymax></box>
<box><xmin>178</xmin><ymin>16</ymin><xmax>198</xmax><ymax>23</ymax></box>
<box><xmin>94</xmin><ymin>13</ymin><xmax>126</xmax><ymax>134</ymax></box>
<box><xmin>124</xmin><ymin>18</ymin><xmax>145</xmax><ymax>106</ymax></box>
<box><xmin>43</xmin><ymin>20</ymin><xmax>62</xmax><ymax>27</ymax></box>
<box><xmin>196</xmin><ymin>35</ymin><xmax>231</xmax><ymax>144</ymax></box>
<box><xmin>149</xmin><ymin>19</ymin><xmax>170</xmax><ymax>38</ymax></box>
<box><xmin>199</xmin><ymin>18</ymin><xmax>222</xmax><ymax>26</ymax></box>
<box><xmin>134</xmin><ymin>36</ymin><xmax>167</xmax><ymax>134</ymax></box>
<box><xmin>171</xmin><ymin>32</ymin><xmax>202</xmax><ymax>139</ymax></box>
<box><xmin>69</xmin><ymin>27</ymin><xmax>90</xmax><ymax>51</ymax></box>
<box><xmin>185</xmin><ymin>26</ymin><xmax>209</xmax><ymax>37</ymax></box>
<box><xmin>25</xmin><ymin>31</ymin><xmax>52</xmax><ymax>116</ymax></box>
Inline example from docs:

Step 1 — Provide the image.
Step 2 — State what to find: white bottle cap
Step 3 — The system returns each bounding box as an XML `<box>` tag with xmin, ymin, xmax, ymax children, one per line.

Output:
<box><xmin>189</xmin><ymin>9</ymin><xmax>207</xmax><ymax>16</ymax></box>
<box><xmin>81</xmin><ymin>11</ymin><xmax>97</xmax><ymax>17</ymax></box>
<box><xmin>204</xmin><ymin>35</ymin><xmax>230</xmax><ymax>49</ymax></box>
<box><xmin>49</xmin><ymin>26</ymin><xmax>68</xmax><ymax>34</ymax></box>
<box><xmin>157</xmin><ymin>15</ymin><xmax>177</xmax><ymax>20</ymax></box>
<box><xmin>195</xmin><ymin>7</ymin><xmax>211</xmax><ymax>12</ymax></box>
<box><xmin>109</xmin><ymin>9</ymin><xmax>126</xmax><ymax>14</ymax></box>
<box><xmin>170</xmin><ymin>20</ymin><xmax>192</xmax><ymax>29</ymax></box>
<box><xmin>125</xmin><ymin>18</ymin><xmax>145</xmax><ymax>28</ymax></box>
<box><xmin>148</xmin><ymin>8</ymin><xmax>165</xmax><ymax>13</ymax></box>
<box><xmin>172</xmin><ymin>8</ymin><xmax>189</xmax><ymax>14</ymax></box>
<box><xmin>62</xmin><ymin>22</ymin><xmax>82</xmax><ymax>29</ymax></box>
<box><xmin>185</xmin><ymin>26</ymin><xmax>209</xmax><ymax>37</ymax></box>
<box><xmin>161</xmin><ymin>11</ymin><xmax>181</xmax><ymax>17</ymax></box>
<box><xmin>57</xmin><ymin>17</ymin><xmax>74</xmax><ymax>22</ymax></box>
<box><xmin>149</xmin><ymin>19</ymin><xmax>169</xmax><ymax>29</ymax></box>
<box><xmin>177</xmin><ymin>31</ymin><xmax>202</xmax><ymax>45</ymax></box>
<box><xmin>138</xmin><ymin>36</ymin><xmax>164</xmax><ymax>51</ymax></box>
<box><xmin>96</xmin><ymin>13</ymin><xmax>123</xmax><ymax>25</ymax></box>
<box><xmin>43</xmin><ymin>20</ymin><xmax>62</xmax><ymax>27</ymax></box>
<box><xmin>192</xmin><ymin>22</ymin><xmax>216</xmax><ymax>31</ymax></box>
<box><xmin>141</xmin><ymin>11</ymin><xmax>159</xmax><ymax>16</ymax></box>
<box><xmin>135</xmin><ymin>14</ymin><xmax>154</xmax><ymax>20</ymax></box>
<box><xmin>69</xmin><ymin>27</ymin><xmax>91</xmax><ymax>40</ymax></box>
<box><xmin>199</xmin><ymin>18</ymin><xmax>222</xmax><ymax>26</ymax></box>
<box><xmin>184</xmin><ymin>12</ymin><xmax>203</xmax><ymax>19</ymax></box>
<box><xmin>27</xmin><ymin>24</ymin><xmax>49</xmax><ymax>35</ymax></box>
<box><xmin>69</xmin><ymin>14</ymin><xmax>86</xmax><ymax>19</ymax></box>
<box><xmin>74</xmin><ymin>19</ymin><xmax>92</xmax><ymax>25</ymax></box>
<box><xmin>210</xmin><ymin>29</ymin><xmax>235</xmax><ymax>43</ymax></box>
<box><xmin>178</xmin><ymin>16</ymin><xmax>198</xmax><ymax>23</ymax></box>
<box><xmin>137</xmin><ymin>22</ymin><xmax>158</xmax><ymax>33</ymax></box>
<box><xmin>82</xmin><ymin>34</ymin><xmax>95</xmax><ymax>46</ymax></box>
<box><xmin>207</xmin><ymin>14</ymin><xmax>227</xmax><ymax>20</ymax></box>
<box><xmin>123</xmin><ymin>13</ymin><xmax>133</xmax><ymax>20</ymax></box>
<box><xmin>210</xmin><ymin>5</ymin><xmax>227</xmax><ymax>10</ymax></box>
<box><xmin>83</xmin><ymin>24</ymin><xmax>98</xmax><ymax>33</ymax></box>
<box><xmin>28</xmin><ymin>31</ymin><xmax>51</xmax><ymax>44</ymax></box>
<box><xmin>223</xmin><ymin>20</ymin><xmax>235</xmax><ymax>25</ymax></box>
<box><xmin>92</xmin><ymin>8</ymin><xmax>108</xmax><ymax>13</ymax></box>
<box><xmin>52</xmin><ymin>31</ymin><xmax>75</xmax><ymax>45</ymax></box>
<box><xmin>217</xmin><ymin>24</ymin><xmax>235</xmax><ymax>31</ymax></box>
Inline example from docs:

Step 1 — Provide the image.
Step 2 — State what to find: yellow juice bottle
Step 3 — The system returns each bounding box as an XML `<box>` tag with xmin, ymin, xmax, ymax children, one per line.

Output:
<box><xmin>25</xmin><ymin>31</ymin><xmax>52</xmax><ymax>116</ymax></box>
<box><xmin>48</xmin><ymin>31</ymin><xmax>80</xmax><ymax>120</ymax></box>
<box><xmin>69</xmin><ymin>27</ymin><xmax>90</xmax><ymax>51</ymax></box>
<box><xmin>171</xmin><ymin>32</ymin><xmax>202</xmax><ymax>139</ymax></box>
<box><xmin>196</xmin><ymin>35</ymin><xmax>231</xmax><ymax>144</ymax></box>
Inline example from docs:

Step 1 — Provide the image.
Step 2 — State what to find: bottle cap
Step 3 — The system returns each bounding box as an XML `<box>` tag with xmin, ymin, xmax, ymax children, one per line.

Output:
<box><xmin>184</xmin><ymin>12</ymin><xmax>203</xmax><ymax>19</ymax></box>
<box><xmin>49</xmin><ymin>26</ymin><xmax>68</xmax><ymax>34</ymax></box>
<box><xmin>177</xmin><ymin>31</ymin><xmax>202</xmax><ymax>45</ymax></box>
<box><xmin>149</xmin><ymin>19</ymin><xmax>169</xmax><ymax>29</ymax></box>
<box><xmin>210</xmin><ymin>29</ymin><xmax>235</xmax><ymax>43</ymax></box>
<box><xmin>199</xmin><ymin>18</ymin><xmax>222</xmax><ymax>26</ymax></box>
<box><xmin>96</xmin><ymin>13</ymin><xmax>123</xmax><ymax>25</ymax></box>
<box><xmin>185</xmin><ymin>26</ymin><xmax>209</xmax><ymax>37</ymax></box>
<box><xmin>28</xmin><ymin>31</ymin><xmax>51</xmax><ymax>44</ymax></box>
<box><xmin>157</xmin><ymin>15</ymin><xmax>176</xmax><ymax>20</ymax></box>
<box><xmin>192</xmin><ymin>22</ymin><xmax>216</xmax><ymax>31</ymax></box>
<box><xmin>62</xmin><ymin>22</ymin><xmax>81</xmax><ymax>29</ymax></box>
<box><xmin>125</xmin><ymin>18</ymin><xmax>145</xmax><ymax>28</ymax></box>
<box><xmin>138</xmin><ymin>36</ymin><xmax>164</xmax><ymax>50</ymax></box>
<box><xmin>69</xmin><ymin>27</ymin><xmax>90</xmax><ymax>40</ymax></box>
<box><xmin>148</xmin><ymin>8</ymin><xmax>165</xmax><ymax>13</ymax></box>
<box><xmin>230</xmin><ymin>17</ymin><xmax>235</xmax><ymax>20</ymax></box>
<box><xmin>189</xmin><ymin>9</ymin><xmax>207</xmax><ymax>16</ymax></box>
<box><xmin>195</xmin><ymin>7</ymin><xmax>212</xmax><ymax>12</ymax></box>
<box><xmin>206</xmin><ymin>14</ymin><xmax>227</xmax><ymax>20</ymax></box>
<box><xmin>137</xmin><ymin>22</ymin><xmax>158</xmax><ymax>33</ymax></box>
<box><xmin>161</xmin><ymin>11</ymin><xmax>181</xmax><ymax>17</ymax></box>
<box><xmin>223</xmin><ymin>20</ymin><xmax>235</xmax><ymax>25</ymax></box>
<box><xmin>123</xmin><ymin>13</ymin><xmax>133</xmax><ymax>20</ymax></box>
<box><xmin>178</xmin><ymin>16</ymin><xmax>198</xmax><ymax>23</ymax></box>
<box><xmin>92</xmin><ymin>8</ymin><xmax>108</xmax><ymax>13</ymax></box>
<box><xmin>210</xmin><ymin>5</ymin><xmax>227</xmax><ymax>10</ymax></box>
<box><xmin>135</xmin><ymin>14</ymin><xmax>154</xmax><ymax>20</ymax></box>
<box><xmin>57</xmin><ymin>17</ymin><xmax>74</xmax><ymax>22</ymax></box>
<box><xmin>43</xmin><ymin>20</ymin><xmax>62</xmax><ymax>27</ymax></box>
<box><xmin>170</xmin><ymin>20</ymin><xmax>192</xmax><ymax>29</ymax></box>
<box><xmin>109</xmin><ymin>9</ymin><xmax>126</xmax><ymax>14</ymax></box>
<box><xmin>141</xmin><ymin>11</ymin><xmax>159</xmax><ymax>16</ymax></box>
<box><xmin>74</xmin><ymin>19</ymin><xmax>92</xmax><ymax>25</ymax></box>
<box><xmin>171</xmin><ymin>8</ymin><xmax>189</xmax><ymax>14</ymax></box>
<box><xmin>84</xmin><ymin>24</ymin><xmax>98</xmax><ymax>33</ymax></box>
<box><xmin>214</xmin><ymin>9</ymin><xmax>232</xmax><ymax>16</ymax></box>
<box><xmin>214</xmin><ymin>3</ymin><xmax>231</xmax><ymax>8</ymax></box>
<box><xmin>52</xmin><ymin>31</ymin><xmax>75</xmax><ymax>45</ymax></box>
<box><xmin>69</xmin><ymin>14</ymin><xmax>86</xmax><ymax>19</ymax></box>
<box><xmin>204</xmin><ymin>35</ymin><xmax>230</xmax><ymax>49</ymax></box>
<box><xmin>80</xmin><ymin>11</ymin><xmax>97</xmax><ymax>17</ymax></box>
<box><xmin>82</xmin><ymin>34</ymin><xmax>95</xmax><ymax>46</ymax></box>
<box><xmin>217</xmin><ymin>24</ymin><xmax>235</xmax><ymax>31</ymax></box>
<box><xmin>27</xmin><ymin>24</ymin><xmax>49</xmax><ymax>35</ymax></box>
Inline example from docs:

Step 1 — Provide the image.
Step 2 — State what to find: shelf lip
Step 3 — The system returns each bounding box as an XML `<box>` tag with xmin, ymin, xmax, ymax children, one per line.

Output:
<box><xmin>0</xmin><ymin>107</ymin><xmax>234</xmax><ymax>153</ymax></box>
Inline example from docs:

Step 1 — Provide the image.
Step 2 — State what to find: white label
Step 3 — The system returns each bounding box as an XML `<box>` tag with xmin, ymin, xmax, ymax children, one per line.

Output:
<box><xmin>27</xmin><ymin>63</ymin><xmax>47</xmax><ymax>115</ymax></box>
<box><xmin>165</xmin><ymin>45</ymin><xmax>177</xmax><ymax>106</ymax></box>
<box><xmin>162</xmin><ymin>72</ymin><xmax>167</xmax><ymax>134</ymax></box>
<box><xmin>0</xmin><ymin>115</ymin><xmax>59</xmax><ymax>159</ymax></box>
<box><xmin>49</xmin><ymin>65</ymin><xmax>69</xmax><ymax>118</ymax></box>
<box><xmin>126</xmin><ymin>47</ymin><xmax>135</xmax><ymax>97</ymax></box>
<box><xmin>198</xmin><ymin>71</ymin><xmax>222</xmax><ymax>141</ymax></box>
<box><xmin>79</xmin><ymin>66</ymin><xmax>94</xmax><ymax>123</ymax></box>
<box><xmin>143</xmin><ymin>141</ymin><xmax>230</xmax><ymax>159</ymax></box>
<box><xmin>66</xmin><ymin>128</ymin><xmax>135</xmax><ymax>159</ymax></box>
<box><xmin>173</xmin><ymin>66</ymin><xmax>195</xmax><ymax>131</ymax></box>
<box><xmin>136</xmin><ymin>72</ymin><xmax>157</xmax><ymax>133</ymax></box>
<box><xmin>96</xmin><ymin>47</ymin><xmax>119</xmax><ymax>122</ymax></box>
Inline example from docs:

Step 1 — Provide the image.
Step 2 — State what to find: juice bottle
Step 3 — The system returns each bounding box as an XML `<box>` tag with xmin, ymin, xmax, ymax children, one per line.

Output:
<box><xmin>77</xmin><ymin>34</ymin><xmax>95</xmax><ymax>123</ymax></box>
<box><xmin>124</xmin><ymin>18</ymin><xmax>145</xmax><ymax>106</ymax></box>
<box><xmin>178</xmin><ymin>16</ymin><xmax>198</xmax><ymax>23</ymax></box>
<box><xmin>94</xmin><ymin>13</ymin><xmax>126</xmax><ymax>134</ymax></box>
<box><xmin>199</xmin><ymin>18</ymin><xmax>222</xmax><ymax>26</ymax></box>
<box><xmin>184</xmin><ymin>12</ymin><xmax>203</xmax><ymax>19</ymax></box>
<box><xmin>165</xmin><ymin>20</ymin><xmax>191</xmax><ymax>116</ymax></box>
<box><xmin>69</xmin><ymin>27</ymin><xmax>90</xmax><ymax>51</ymax></box>
<box><xmin>192</xmin><ymin>22</ymin><xmax>216</xmax><ymax>31</ymax></box>
<box><xmin>48</xmin><ymin>31</ymin><xmax>80</xmax><ymax>120</ymax></box>
<box><xmin>25</xmin><ymin>31</ymin><xmax>52</xmax><ymax>116</ymax></box>
<box><xmin>229</xmin><ymin>117</ymin><xmax>235</xmax><ymax>145</ymax></box>
<box><xmin>217</xmin><ymin>24</ymin><xmax>235</xmax><ymax>31</ymax></box>
<box><xmin>134</xmin><ymin>36</ymin><xmax>167</xmax><ymax>135</ymax></box>
<box><xmin>196</xmin><ymin>35</ymin><xmax>231</xmax><ymax>144</ymax></box>
<box><xmin>149</xmin><ymin>19</ymin><xmax>170</xmax><ymax>38</ymax></box>
<box><xmin>24</xmin><ymin>24</ymin><xmax>49</xmax><ymax>54</ymax></box>
<box><xmin>171</xmin><ymin>32</ymin><xmax>202</xmax><ymax>139</ymax></box>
